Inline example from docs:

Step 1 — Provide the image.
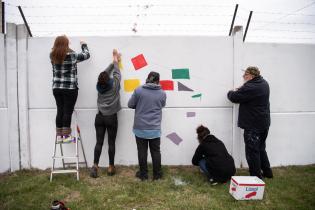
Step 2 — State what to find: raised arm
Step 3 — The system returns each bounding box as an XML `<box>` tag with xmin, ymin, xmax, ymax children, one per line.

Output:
<box><xmin>76</xmin><ymin>41</ymin><xmax>90</xmax><ymax>62</ymax></box>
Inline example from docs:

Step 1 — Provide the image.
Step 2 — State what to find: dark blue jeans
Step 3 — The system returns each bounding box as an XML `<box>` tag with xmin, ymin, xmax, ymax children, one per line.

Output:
<box><xmin>244</xmin><ymin>129</ymin><xmax>272</xmax><ymax>178</ymax></box>
<box><xmin>199</xmin><ymin>159</ymin><xmax>210</xmax><ymax>178</ymax></box>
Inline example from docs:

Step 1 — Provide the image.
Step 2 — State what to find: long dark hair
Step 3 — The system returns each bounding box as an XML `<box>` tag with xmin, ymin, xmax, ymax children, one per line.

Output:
<box><xmin>196</xmin><ymin>125</ymin><xmax>210</xmax><ymax>142</ymax></box>
<box><xmin>50</xmin><ymin>35</ymin><xmax>70</xmax><ymax>64</ymax></box>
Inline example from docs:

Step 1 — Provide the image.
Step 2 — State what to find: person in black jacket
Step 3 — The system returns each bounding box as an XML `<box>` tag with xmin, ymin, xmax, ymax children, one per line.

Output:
<box><xmin>227</xmin><ymin>66</ymin><xmax>273</xmax><ymax>179</ymax></box>
<box><xmin>192</xmin><ymin>125</ymin><xmax>236</xmax><ymax>185</ymax></box>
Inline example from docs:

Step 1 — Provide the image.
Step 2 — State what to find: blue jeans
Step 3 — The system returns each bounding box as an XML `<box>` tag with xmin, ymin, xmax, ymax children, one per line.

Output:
<box><xmin>199</xmin><ymin>159</ymin><xmax>210</xmax><ymax>178</ymax></box>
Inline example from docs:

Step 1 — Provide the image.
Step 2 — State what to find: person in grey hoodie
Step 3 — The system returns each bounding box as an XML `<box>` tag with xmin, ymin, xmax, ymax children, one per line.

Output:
<box><xmin>128</xmin><ymin>71</ymin><xmax>167</xmax><ymax>181</ymax></box>
<box><xmin>90</xmin><ymin>49</ymin><xmax>121</xmax><ymax>178</ymax></box>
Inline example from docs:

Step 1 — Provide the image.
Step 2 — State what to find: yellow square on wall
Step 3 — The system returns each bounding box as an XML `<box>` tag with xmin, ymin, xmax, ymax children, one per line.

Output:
<box><xmin>124</xmin><ymin>79</ymin><xmax>141</xmax><ymax>92</ymax></box>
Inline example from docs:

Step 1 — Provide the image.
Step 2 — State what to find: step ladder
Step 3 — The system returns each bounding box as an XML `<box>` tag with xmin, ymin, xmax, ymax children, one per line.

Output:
<box><xmin>50</xmin><ymin>111</ymin><xmax>88</xmax><ymax>182</ymax></box>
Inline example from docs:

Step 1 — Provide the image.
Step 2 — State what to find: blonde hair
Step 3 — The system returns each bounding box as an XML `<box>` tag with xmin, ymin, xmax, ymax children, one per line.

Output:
<box><xmin>246</xmin><ymin>66</ymin><xmax>260</xmax><ymax>77</ymax></box>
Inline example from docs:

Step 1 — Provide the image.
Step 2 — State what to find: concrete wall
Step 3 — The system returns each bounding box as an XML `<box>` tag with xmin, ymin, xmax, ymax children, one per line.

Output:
<box><xmin>0</xmin><ymin>32</ymin><xmax>10</xmax><ymax>173</ymax></box>
<box><xmin>27</xmin><ymin>36</ymin><xmax>235</xmax><ymax>169</ymax></box>
<box><xmin>242</xmin><ymin>43</ymin><xmax>315</xmax><ymax>166</ymax></box>
<box><xmin>1</xmin><ymin>23</ymin><xmax>315</xmax><ymax>172</ymax></box>
<box><xmin>0</xmin><ymin>0</ymin><xmax>2</xmax><ymax>34</ymax></box>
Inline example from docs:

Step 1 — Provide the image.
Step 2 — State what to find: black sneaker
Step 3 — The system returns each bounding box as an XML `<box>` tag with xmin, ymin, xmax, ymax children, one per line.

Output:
<box><xmin>153</xmin><ymin>173</ymin><xmax>162</xmax><ymax>181</ymax></box>
<box><xmin>90</xmin><ymin>166</ymin><xmax>98</xmax><ymax>178</ymax></box>
<box><xmin>262</xmin><ymin>170</ymin><xmax>273</xmax><ymax>179</ymax></box>
<box><xmin>135</xmin><ymin>171</ymin><xmax>148</xmax><ymax>181</ymax></box>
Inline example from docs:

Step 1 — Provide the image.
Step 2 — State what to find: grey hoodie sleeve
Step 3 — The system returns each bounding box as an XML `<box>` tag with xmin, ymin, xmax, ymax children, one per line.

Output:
<box><xmin>113</xmin><ymin>62</ymin><xmax>121</xmax><ymax>82</ymax></box>
<box><xmin>104</xmin><ymin>63</ymin><xmax>114</xmax><ymax>73</ymax></box>
<box><xmin>160</xmin><ymin>91</ymin><xmax>166</xmax><ymax>107</ymax></box>
<box><xmin>128</xmin><ymin>89</ymin><xmax>138</xmax><ymax>109</ymax></box>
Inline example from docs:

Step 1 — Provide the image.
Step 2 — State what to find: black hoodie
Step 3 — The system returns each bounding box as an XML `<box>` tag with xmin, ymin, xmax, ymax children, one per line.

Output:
<box><xmin>192</xmin><ymin>135</ymin><xmax>236</xmax><ymax>183</ymax></box>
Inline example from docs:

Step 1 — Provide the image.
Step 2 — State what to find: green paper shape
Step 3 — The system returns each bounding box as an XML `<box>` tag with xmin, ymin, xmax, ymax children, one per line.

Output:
<box><xmin>172</xmin><ymin>68</ymin><xmax>190</xmax><ymax>79</ymax></box>
<box><xmin>192</xmin><ymin>93</ymin><xmax>202</xmax><ymax>98</ymax></box>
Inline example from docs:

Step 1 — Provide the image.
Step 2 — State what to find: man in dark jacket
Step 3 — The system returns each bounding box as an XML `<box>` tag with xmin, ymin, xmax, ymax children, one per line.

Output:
<box><xmin>227</xmin><ymin>66</ymin><xmax>273</xmax><ymax>179</ymax></box>
<box><xmin>192</xmin><ymin>125</ymin><xmax>235</xmax><ymax>185</ymax></box>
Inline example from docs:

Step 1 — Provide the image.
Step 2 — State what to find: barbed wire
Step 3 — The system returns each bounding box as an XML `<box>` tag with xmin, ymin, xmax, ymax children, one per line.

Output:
<box><xmin>32</xmin><ymin>29</ymin><xmax>228</xmax><ymax>32</ymax></box>
<box><xmin>27</xmin><ymin>22</ymin><xmax>228</xmax><ymax>26</ymax></box>
<box><xmin>5</xmin><ymin>2</ymin><xmax>314</xmax><ymax>17</ymax></box>
<box><xmin>250</xmin><ymin>35</ymin><xmax>315</xmax><ymax>40</ymax></box>
<box><xmin>239</xmin><ymin>5</ymin><xmax>315</xmax><ymax>16</ymax></box>
<box><xmin>4</xmin><ymin>1</ymin><xmax>315</xmax><ymax>42</ymax></box>
<box><xmin>251</xmin><ymin>29</ymin><xmax>315</xmax><ymax>33</ymax></box>
<box><xmin>251</xmin><ymin>21</ymin><xmax>315</xmax><ymax>26</ymax></box>
<box><xmin>4</xmin><ymin>2</ymin><xmax>234</xmax><ymax>9</ymax></box>
<box><xmin>253</xmin><ymin>11</ymin><xmax>315</xmax><ymax>16</ymax></box>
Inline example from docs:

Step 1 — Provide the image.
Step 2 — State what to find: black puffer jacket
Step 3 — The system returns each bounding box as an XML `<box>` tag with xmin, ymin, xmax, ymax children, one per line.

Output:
<box><xmin>227</xmin><ymin>76</ymin><xmax>270</xmax><ymax>131</ymax></box>
<box><xmin>192</xmin><ymin>135</ymin><xmax>236</xmax><ymax>183</ymax></box>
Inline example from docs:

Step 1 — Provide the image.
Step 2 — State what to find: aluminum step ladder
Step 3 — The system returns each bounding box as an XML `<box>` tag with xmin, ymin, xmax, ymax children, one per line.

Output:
<box><xmin>50</xmin><ymin>111</ymin><xmax>88</xmax><ymax>182</ymax></box>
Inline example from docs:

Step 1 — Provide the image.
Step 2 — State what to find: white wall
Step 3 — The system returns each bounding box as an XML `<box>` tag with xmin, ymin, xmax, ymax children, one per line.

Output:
<box><xmin>0</xmin><ymin>33</ymin><xmax>10</xmax><ymax>173</ymax></box>
<box><xmin>1</xmin><ymin>24</ymin><xmax>315</xmax><ymax>172</ymax></box>
<box><xmin>29</xmin><ymin>108</ymin><xmax>232</xmax><ymax>169</ymax></box>
<box><xmin>0</xmin><ymin>33</ymin><xmax>5</xmax><ymax>107</ymax></box>
<box><xmin>27</xmin><ymin>36</ymin><xmax>235</xmax><ymax>169</ymax></box>
<box><xmin>28</xmin><ymin>36</ymin><xmax>233</xmax><ymax>108</ymax></box>
<box><xmin>243</xmin><ymin>43</ymin><xmax>315</xmax><ymax>167</ymax></box>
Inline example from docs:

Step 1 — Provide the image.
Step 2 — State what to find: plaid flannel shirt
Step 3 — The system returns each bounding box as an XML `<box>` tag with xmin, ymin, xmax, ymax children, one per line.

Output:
<box><xmin>51</xmin><ymin>44</ymin><xmax>90</xmax><ymax>89</ymax></box>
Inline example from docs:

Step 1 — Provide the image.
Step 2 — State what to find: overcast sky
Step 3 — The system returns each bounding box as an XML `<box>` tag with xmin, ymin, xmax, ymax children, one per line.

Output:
<box><xmin>4</xmin><ymin>0</ymin><xmax>315</xmax><ymax>43</ymax></box>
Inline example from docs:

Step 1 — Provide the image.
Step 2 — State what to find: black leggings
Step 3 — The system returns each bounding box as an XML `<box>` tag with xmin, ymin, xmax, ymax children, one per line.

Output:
<box><xmin>93</xmin><ymin>112</ymin><xmax>118</xmax><ymax>165</ymax></box>
<box><xmin>53</xmin><ymin>88</ymin><xmax>78</xmax><ymax>128</ymax></box>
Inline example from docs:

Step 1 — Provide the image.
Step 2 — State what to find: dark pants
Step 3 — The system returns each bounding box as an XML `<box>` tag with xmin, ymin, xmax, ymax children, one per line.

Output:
<box><xmin>94</xmin><ymin>112</ymin><xmax>118</xmax><ymax>165</ymax></box>
<box><xmin>135</xmin><ymin>136</ymin><xmax>161</xmax><ymax>177</ymax></box>
<box><xmin>53</xmin><ymin>88</ymin><xmax>78</xmax><ymax>128</ymax></box>
<box><xmin>244</xmin><ymin>129</ymin><xmax>272</xmax><ymax>178</ymax></box>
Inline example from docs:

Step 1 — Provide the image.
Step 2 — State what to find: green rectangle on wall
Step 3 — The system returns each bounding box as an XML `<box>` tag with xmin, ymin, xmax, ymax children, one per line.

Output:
<box><xmin>172</xmin><ymin>68</ymin><xmax>190</xmax><ymax>79</ymax></box>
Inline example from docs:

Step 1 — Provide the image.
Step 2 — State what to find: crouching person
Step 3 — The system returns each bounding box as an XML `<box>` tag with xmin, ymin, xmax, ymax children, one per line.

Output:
<box><xmin>192</xmin><ymin>125</ymin><xmax>236</xmax><ymax>185</ymax></box>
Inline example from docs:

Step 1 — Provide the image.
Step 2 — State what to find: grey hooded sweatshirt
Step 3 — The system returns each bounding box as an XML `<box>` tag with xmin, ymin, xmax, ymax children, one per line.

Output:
<box><xmin>128</xmin><ymin>83</ymin><xmax>166</xmax><ymax>130</ymax></box>
<box><xmin>97</xmin><ymin>63</ymin><xmax>121</xmax><ymax>115</ymax></box>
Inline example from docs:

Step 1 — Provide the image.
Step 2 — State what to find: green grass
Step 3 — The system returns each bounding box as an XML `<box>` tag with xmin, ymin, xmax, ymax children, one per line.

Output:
<box><xmin>0</xmin><ymin>165</ymin><xmax>315</xmax><ymax>210</ymax></box>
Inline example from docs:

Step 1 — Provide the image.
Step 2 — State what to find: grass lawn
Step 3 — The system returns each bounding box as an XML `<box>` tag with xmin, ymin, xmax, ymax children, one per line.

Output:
<box><xmin>0</xmin><ymin>165</ymin><xmax>314</xmax><ymax>210</ymax></box>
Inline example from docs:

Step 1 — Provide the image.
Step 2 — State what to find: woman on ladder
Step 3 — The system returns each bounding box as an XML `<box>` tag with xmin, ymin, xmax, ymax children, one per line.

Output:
<box><xmin>50</xmin><ymin>35</ymin><xmax>90</xmax><ymax>143</ymax></box>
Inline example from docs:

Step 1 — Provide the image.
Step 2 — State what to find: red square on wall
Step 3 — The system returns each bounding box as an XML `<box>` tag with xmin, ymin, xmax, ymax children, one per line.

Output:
<box><xmin>159</xmin><ymin>80</ymin><xmax>174</xmax><ymax>91</ymax></box>
<box><xmin>131</xmin><ymin>54</ymin><xmax>148</xmax><ymax>70</ymax></box>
